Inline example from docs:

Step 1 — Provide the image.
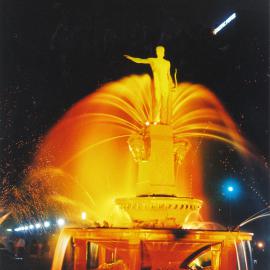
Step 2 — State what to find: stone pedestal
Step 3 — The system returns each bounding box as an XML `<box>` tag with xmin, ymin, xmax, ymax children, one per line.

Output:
<box><xmin>136</xmin><ymin>124</ymin><xmax>176</xmax><ymax>196</ymax></box>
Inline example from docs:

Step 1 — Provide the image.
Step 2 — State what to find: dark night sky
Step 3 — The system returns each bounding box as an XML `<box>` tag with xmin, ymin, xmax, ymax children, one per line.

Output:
<box><xmin>0</xmin><ymin>0</ymin><xmax>269</xmax><ymax>247</ymax></box>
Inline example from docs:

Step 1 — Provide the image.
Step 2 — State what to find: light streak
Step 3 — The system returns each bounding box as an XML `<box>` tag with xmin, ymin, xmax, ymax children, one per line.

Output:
<box><xmin>8</xmin><ymin>218</ymin><xmax>68</xmax><ymax>232</ymax></box>
<box><xmin>213</xmin><ymin>13</ymin><xmax>237</xmax><ymax>35</ymax></box>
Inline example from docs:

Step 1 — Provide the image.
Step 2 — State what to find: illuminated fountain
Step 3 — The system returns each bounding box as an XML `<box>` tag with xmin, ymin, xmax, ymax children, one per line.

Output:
<box><xmin>30</xmin><ymin>46</ymin><xmax>253</xmax><ymax>269</ymax></box>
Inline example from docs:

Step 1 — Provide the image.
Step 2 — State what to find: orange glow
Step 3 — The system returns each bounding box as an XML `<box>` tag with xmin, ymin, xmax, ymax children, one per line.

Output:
<box><xmin>257</xmin><ymin>241</ymin><xmax>264</xmax><ymax>249</ymax></box>
<box><xmin>31</xmin><ymin>75</ymin><xmax>248</xmax><ymax>224</ymax></box>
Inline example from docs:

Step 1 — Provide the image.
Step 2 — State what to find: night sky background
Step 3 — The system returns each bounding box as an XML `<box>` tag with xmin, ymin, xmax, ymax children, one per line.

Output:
<box><xmin>0</xmin><ymin>0</ymin><xmax>269</xmax><ymax>265</ymax></box>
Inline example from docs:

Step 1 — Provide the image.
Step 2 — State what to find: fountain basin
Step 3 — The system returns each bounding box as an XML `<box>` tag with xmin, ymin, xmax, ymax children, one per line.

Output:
<box><xmin>52</xmin><ymin>227</ymin><xmax>253</xmax><ymax>270</ymax></box>
<box><xmin>116</xmin><ymin>196</ymin><xmax>202</xmax><ymax>228</ymax></box>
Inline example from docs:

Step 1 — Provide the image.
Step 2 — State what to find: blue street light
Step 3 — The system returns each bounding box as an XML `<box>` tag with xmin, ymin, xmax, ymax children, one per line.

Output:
<box><xmin>222</xmin><ymin>178</ymin><xmax>241</xmax><ymax>200</ymax></box>
<box><xmin>221</xmin><ymin>178</ymin><xmax>241</xmax><ymax>227</ymax></box>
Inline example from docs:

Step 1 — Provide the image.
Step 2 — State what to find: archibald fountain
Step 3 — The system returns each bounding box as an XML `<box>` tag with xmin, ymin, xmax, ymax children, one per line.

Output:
<box><xmin>30</xmin><ymin>46</ymin><xmax>253</xmax><ymax>269</ymax></box>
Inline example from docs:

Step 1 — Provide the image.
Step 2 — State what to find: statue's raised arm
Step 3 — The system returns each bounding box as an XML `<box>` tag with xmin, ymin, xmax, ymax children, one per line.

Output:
<box><xmin>124</xmin><ymin>55</ymin><xmax>150</xmax><ymax>64</ymax></box>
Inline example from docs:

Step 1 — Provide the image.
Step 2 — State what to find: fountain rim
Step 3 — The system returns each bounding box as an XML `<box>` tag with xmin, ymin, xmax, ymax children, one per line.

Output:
<box><xmin>115</xmin><ymin>196</ymin><xmax>203</xmax><ymax>203</ymax></box>
<box><xmin>60</xmin><ymin>227</ymin><xmax>253</xmax><ymax>241</ymax></box>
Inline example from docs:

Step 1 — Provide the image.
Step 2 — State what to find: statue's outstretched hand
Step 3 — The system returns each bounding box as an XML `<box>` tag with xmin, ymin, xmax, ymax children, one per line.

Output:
<box><xmin>124</xmin><ymin>55</ymin><xmax>148</xmax><ymax>64</ymax></box>
<box><xmin>124</xmin><ymin>55</ymin><xmax>132</xmax><ymax>60</ymax></box>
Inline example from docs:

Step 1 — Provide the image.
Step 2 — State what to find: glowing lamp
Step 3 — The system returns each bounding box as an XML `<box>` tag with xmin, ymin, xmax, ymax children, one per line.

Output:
<box><xmin>57</xmin><ymin>218</ymin><xmax>65</xmax><ymax>227</ymax></box>
<box><xmin>81</xmin><ymin>212</ymin><xmax>87</xmax><ymax>220</ymax></box>
<box><xmin>222</xmin><ymin>178</ymin><xmax>241</xmax><ymax>200</ymax></box>
<box><xmin>44</xmin><ymin>221</ymin><xmax>50</xmax><ymax>228</ymax></box>
<box><xmin>257</xmin><ymin>241</ymin><xmax>264</xmax><ymax>249</ymax></box>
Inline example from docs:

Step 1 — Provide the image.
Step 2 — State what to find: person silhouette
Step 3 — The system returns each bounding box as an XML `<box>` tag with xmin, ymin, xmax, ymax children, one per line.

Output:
<box><xmin>124</xmin><ymin>46</ymin><xmax>174</xmax><ymax>123</ymax></box>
